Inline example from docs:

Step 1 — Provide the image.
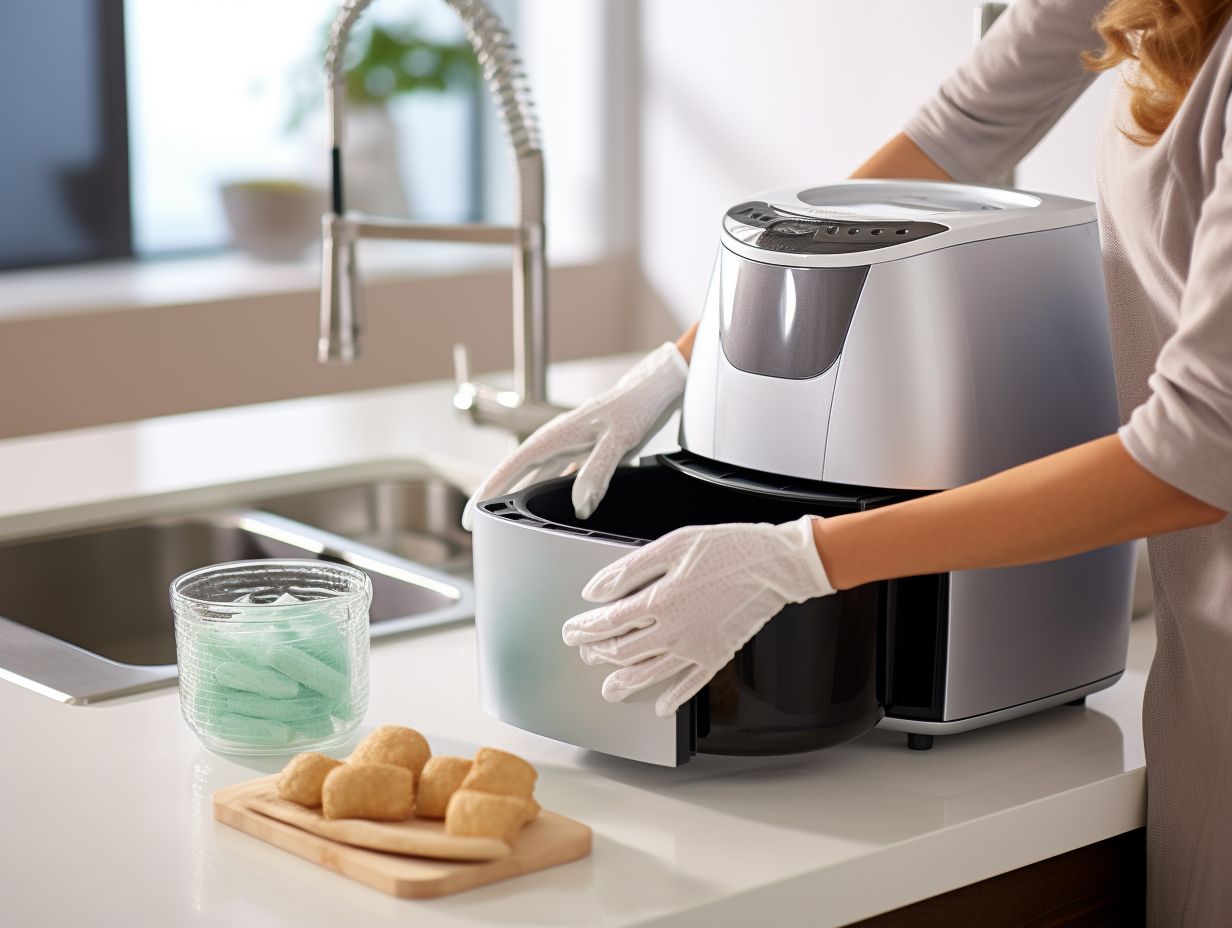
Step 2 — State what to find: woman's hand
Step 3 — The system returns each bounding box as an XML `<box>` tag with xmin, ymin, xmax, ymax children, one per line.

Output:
<box><xmin>461</xmin><ymin>342</ymin><xmax>688</xmax><ymax>529</ymax></box>
<box><xmin>562</xmin><ymin>516</ymin><xmax>835</xmax><ymax>717</ymax></box>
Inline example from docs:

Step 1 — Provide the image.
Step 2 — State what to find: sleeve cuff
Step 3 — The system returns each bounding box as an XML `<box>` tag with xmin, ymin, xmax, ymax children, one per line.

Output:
<box><xmin>903</xmin><ymin>113</ymin><xmax>985</xmax><ymax>184</ymax></box>
<box><xmin>1119</xmin><ymin>406</ymin><xmax>1232</xmax><ymax>514</ymax></box>
<box><xmin>903</xmin><ymin>96</ymin><xmax>1014</xmax><ymax>186</ymax></box>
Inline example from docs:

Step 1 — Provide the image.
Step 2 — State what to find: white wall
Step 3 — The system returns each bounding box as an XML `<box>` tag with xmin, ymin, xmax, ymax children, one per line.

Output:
<box><xmin>507</xmin><ymin>0</ymin><xmax>613</xmax><ymax>263</ymax></box>
<box><xmin>636</xmin><ymin>0</ymin><xmax>1115</xmax><ymax>331</ymax></box>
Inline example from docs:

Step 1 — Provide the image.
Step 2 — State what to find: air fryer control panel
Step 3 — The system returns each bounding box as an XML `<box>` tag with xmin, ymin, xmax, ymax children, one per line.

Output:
<box><xmin>726</xmin><ymin>200</ymin><xmax>948</xmax><ymax>255</ymax></box>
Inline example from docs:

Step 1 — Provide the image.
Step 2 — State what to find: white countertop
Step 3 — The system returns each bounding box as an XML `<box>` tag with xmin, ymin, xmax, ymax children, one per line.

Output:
<box><xmin>0</xmin><ymin>356</ymin><xmax>1152</xmax><ymax>927</ymax></box>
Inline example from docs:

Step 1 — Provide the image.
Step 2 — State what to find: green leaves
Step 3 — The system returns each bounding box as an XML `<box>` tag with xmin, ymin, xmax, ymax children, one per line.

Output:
<box><xmin>344</xmin><ymin>23</ymin><xmax>476</xmax><ymax>105</ymax></box>
<box><xmin>286</xmin><ymin>20</ymin><xmax>479</xmax><ymax>133</ymax></box>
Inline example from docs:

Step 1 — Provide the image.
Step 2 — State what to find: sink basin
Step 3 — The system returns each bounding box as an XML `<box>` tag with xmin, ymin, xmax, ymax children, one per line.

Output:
<box><xmin>254</xmin><ymin>478</ymin><xmax>471</xmax><ymax>573</ymax></box>
<box><xmin>0</xmin><ymin>467</ymin><xmax>474</xmax><ymax>705</ymax></box>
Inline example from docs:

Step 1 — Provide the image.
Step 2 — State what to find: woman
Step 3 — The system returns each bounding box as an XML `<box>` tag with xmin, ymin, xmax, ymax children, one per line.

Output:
<box><xmin>466</xmin><ymin>1</ymin><xmax>1232</xmax><ymax>920</ymax></box>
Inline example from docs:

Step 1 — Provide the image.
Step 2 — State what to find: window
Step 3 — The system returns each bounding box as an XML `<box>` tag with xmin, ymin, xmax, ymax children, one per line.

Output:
<box><xmin>0</xmin><ymin>0</ymin><xmax>617</xmax><ymax>272</ymax></box>
<box><xmin>0</xmin><ymin>1</ymin><xmax>130</xmax><ymax>270</ymax></box>
<box><xmin>125</xmin><ymin>0</ymin><xmax>484</xmax><ymax>255</ymax></box>
<box><xmin>0</xmin><ymin>0</ymin><xmax>490</xmax><ymax>268</ymax></box>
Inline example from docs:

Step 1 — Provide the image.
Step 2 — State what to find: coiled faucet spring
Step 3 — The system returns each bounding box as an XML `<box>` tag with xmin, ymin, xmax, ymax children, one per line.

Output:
<box><xmin>320</xmin><ymin>0</ymin><xmax>561</xmax><ymax>437</ymax></box>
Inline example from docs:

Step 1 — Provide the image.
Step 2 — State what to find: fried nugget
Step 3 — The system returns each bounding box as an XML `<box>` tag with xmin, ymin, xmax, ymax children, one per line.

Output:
<box><xmin>277</xmin><ymin>752</ymin><xmax>344</xmax><ymax>807</ymax></box>
<box><xmin>321</xmin><ymin>762</ymin><xmax>414</xmax><ymax>822</ymax></box>
<box><xmin>522</xmin><ymin>796</ymin><xmax>541</xmax><ymax>825</ymax></box>
<box><xmin>349</xmin><ymin>725</ymin><xmax>431</xmax><ymax>780</ymax></box>
<box><xmin>416</xmin><ymin>756</ymin><xmax>472</xmax><ymax>819</ymax></box>
<box><xmin>444</xmin><ymin>789</ymin><xmax>536</xmax><ymax>844</ymax></box>
<box><xmin>459</xmin><ymin>747</ymin><xmax>537</xmax><ymax>799</ymax></box>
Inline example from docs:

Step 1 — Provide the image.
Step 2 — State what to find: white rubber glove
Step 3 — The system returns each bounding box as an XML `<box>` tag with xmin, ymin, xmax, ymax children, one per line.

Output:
<box><xmin>561</xmin><ymin>516</ymin><xmax>835</xmax><ymax>717</ymax></box>
<box><xmin>462</xmin><ymin>342</ymin><xmax>688</xmax><ymax>530</ymax></box>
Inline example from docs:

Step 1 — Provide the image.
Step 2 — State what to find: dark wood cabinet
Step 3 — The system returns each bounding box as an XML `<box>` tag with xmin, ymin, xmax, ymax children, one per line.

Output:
<box><xmin>849</xmin><ymin>829</ymin><xmax>1145</xmax><ymax>928</ymax></box>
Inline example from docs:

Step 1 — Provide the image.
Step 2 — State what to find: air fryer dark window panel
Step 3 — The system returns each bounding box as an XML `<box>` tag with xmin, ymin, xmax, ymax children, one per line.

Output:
<box><xmin>881</xmin><ymin>573</ymin><xmax>950</xmax><ymax>721</ymax></box>
<box><xmin>0</xmin><ymin>0</ymin><xmax>132</xmax><ymax>270</ymax></box>
<box><xmin>719</xmin><ymin>252</ymin><xmax>868</xmax><ymax>380</ymax></box>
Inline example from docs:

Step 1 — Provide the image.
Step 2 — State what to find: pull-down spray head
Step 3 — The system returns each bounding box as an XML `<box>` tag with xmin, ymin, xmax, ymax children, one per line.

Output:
<box><xmin>317</xmin><ymin>2</ymin><xmax>367</xmax><ymax>364</ymax></box>
<box><xmin>316</xmin><ymin>0</ymin><xmax>562</xmax><ymax>435</ymax></box>
<box><xmin>319</xmin><ymin>215</ymin><xmax>361</xmax><ymax>364</ymax></box>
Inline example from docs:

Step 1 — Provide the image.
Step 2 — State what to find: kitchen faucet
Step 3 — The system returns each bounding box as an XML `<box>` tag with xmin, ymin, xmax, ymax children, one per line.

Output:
<box><xmin>319</xmin><ymin>0</ymin><xmax>565</xmax><ymax>438</ymax></box>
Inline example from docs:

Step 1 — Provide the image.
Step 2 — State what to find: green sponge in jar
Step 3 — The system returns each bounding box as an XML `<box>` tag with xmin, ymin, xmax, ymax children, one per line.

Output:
<box><xmin>223</xmin><ymin>691</ymin><xmax>330</xmax><ymax>722</ymax></box>
<box><xmin>214</xmin><ymin>661</ymin><xmax>300</xmax><ymax>699</ymax></box>
<box><xmin>262</xmin><ymin>643</ymin><xmax>349</xmax><ymax>703</ymax></box>
<box><xmin>216</xmin><ymin>713</ymin><xmax>295</xmax><ymax>746</ymax></box>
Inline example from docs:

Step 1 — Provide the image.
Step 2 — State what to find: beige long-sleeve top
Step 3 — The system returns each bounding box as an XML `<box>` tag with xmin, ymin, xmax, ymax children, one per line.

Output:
<box><xmin>904</xmin><ymin>3</ymin><xmax>1232</xmax><ymax>925</ymax></box>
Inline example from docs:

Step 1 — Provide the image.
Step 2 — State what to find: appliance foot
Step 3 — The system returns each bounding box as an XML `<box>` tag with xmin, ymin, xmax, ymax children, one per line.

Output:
<box><xmin>1065</xmin><ymin>696</ymin><xmax>1087</xmax><ymax>707</ymax></box>
<box><xmin>907</xmin><ymin>733</ymin><xmax>934</xmax><ymax>751</ymax></box>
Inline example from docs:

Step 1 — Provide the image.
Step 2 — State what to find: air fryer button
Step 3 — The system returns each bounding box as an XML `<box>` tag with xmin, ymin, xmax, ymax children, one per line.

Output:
<box><xmin>751</xmin><ymin>219</ymin><xmax>948</xmax><ymax>254</ymax></box>
<box><xmin>726</xmin><ymin>202</ymin><xmax>948</xmax><ymax>254</ymax></box>
<box><xmin>728</xmin><ymin>200</ymin><xmax>778</xmax><ymax>228</ymax></box>
<box><xmin>770</xmin><ymin>221</ymin><xmax>816</xmax><ymax>235</ymax></box>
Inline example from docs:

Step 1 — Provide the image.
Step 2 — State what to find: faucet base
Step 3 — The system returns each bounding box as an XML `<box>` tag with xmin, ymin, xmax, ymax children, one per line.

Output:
<box><xmin>453</xmin><ymin>381</ymin><xmax>567</xmax><ymax>440</ymax></box>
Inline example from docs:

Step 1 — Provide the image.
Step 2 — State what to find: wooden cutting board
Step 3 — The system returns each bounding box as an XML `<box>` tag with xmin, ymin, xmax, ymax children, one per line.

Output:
<box><xmin>213</xmin><ymin>775</ymin><xmax>592</xmax><ymax>898</ymax></box>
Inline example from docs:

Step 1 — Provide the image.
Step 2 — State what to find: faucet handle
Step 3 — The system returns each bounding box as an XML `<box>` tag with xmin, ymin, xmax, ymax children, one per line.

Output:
<box><xmin>452</xmin><ymin>342</ymin><xmax>472</xmax><ymax>388</ymax></box>
<box><xmin>451</xmin><ymin>340</ymin><xmax>568</xmax><ymax>438</ymax></box>
<box><xmin>451</xmin><ymin>342</ymin><xmax>481</xmax><ymax>413</ymax></box>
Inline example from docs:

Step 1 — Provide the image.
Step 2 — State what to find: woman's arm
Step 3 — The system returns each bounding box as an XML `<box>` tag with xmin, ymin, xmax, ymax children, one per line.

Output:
<box><xmin>901</xmin><ymin>0</ymin><xmax>1106</xmax><ymax>184</ymax></box>
<box><xmin>675</xmin><ymin>321</ymin><xmax>699</xmax><ymax>363</ymax></box>
<box><xmin>813</xmin><ymin>434</ymin><xmax>1225</xmax><ymax>590</ymax></box>
<box><xmin>850</xmin><ymin>133</ymin><xmax>952</xmax><ymax>181</ymax></box>
<box><xmin>825</xmin><ymin>83</ymin><xmax>1232</xmax><ymax>587</ymax></box>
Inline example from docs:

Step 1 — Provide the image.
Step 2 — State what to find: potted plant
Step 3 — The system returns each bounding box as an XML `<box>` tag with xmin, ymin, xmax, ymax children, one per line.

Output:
<box><xmin>221</xmin><ymin>21</ymin><xmax>478</xmax><ymax>261</ymax></box>
<box><xmin>291</xmin><ymin>21</ymin><xmax>479</xmax><ymax>218</ymax></box>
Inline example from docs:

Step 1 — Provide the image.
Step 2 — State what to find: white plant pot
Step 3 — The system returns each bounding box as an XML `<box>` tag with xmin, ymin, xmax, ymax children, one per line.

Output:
<box><xmin>219</xmin><ymin>180</ymin><xmax>326</xmax><ymax>262</ymax></box>
<box><xmin>342</xmin><ymin>104</ymin><xmax>411</xmax><ymax>218</ymax></box>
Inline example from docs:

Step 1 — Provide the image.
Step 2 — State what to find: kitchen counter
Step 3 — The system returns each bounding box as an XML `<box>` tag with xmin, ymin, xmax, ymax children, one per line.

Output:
<box><xmin>0</xmin><ymin>356</ymin><xmax>1152</xmax><ymax>927</ymax></box>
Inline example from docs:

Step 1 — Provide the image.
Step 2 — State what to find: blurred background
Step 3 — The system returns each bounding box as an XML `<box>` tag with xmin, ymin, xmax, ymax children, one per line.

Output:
<box><xmin>0</xmin><ymin>0</ymin><xmax>1111</xmax><ymax>438</ymax></box>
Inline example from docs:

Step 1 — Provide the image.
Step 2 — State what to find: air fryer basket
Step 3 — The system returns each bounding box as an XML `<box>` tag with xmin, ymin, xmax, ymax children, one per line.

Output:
<box><xmin>492</xmin><ymin>454</ymin><xmax>906</xmax><ymax>756</ymax></box>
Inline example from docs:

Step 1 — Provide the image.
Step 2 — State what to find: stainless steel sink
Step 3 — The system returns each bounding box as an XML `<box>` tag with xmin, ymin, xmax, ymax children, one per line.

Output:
<box><xmin>0</xmin><ymin>468</ymin><xmax>474</xmax><ymax>705</ymax></box>
<box><xmin>254</xmin><ymin>478</ymin><xmax>471</xmax><ymax>574</ymax></box>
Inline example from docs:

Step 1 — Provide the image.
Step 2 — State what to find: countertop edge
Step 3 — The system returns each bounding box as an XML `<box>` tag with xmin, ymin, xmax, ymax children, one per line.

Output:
<box><xmin>656</xmin><ymin>768</ymin><xmax>1147</xmax><ymax>928</ymax></box>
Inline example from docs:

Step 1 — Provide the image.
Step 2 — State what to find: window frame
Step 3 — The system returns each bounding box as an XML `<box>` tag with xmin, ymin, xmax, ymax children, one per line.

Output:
<box><xmin>0</xmin><ymin>0</ymin><xmax>133</xmax><ymax>272</ymax></box>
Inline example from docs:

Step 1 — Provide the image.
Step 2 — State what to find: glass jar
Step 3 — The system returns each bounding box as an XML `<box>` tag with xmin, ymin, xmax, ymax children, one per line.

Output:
<box><xmin>171</xmin><ymin>559</ymin><xmax>371</xmax><ymax>755</ymax></box>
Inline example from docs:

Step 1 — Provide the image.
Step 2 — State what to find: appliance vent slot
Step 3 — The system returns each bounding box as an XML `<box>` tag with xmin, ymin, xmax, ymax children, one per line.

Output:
<box><xmin>882</xmin><ymin>573</ymin><xmax>949</xmax><ymax>721</ymax></box>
